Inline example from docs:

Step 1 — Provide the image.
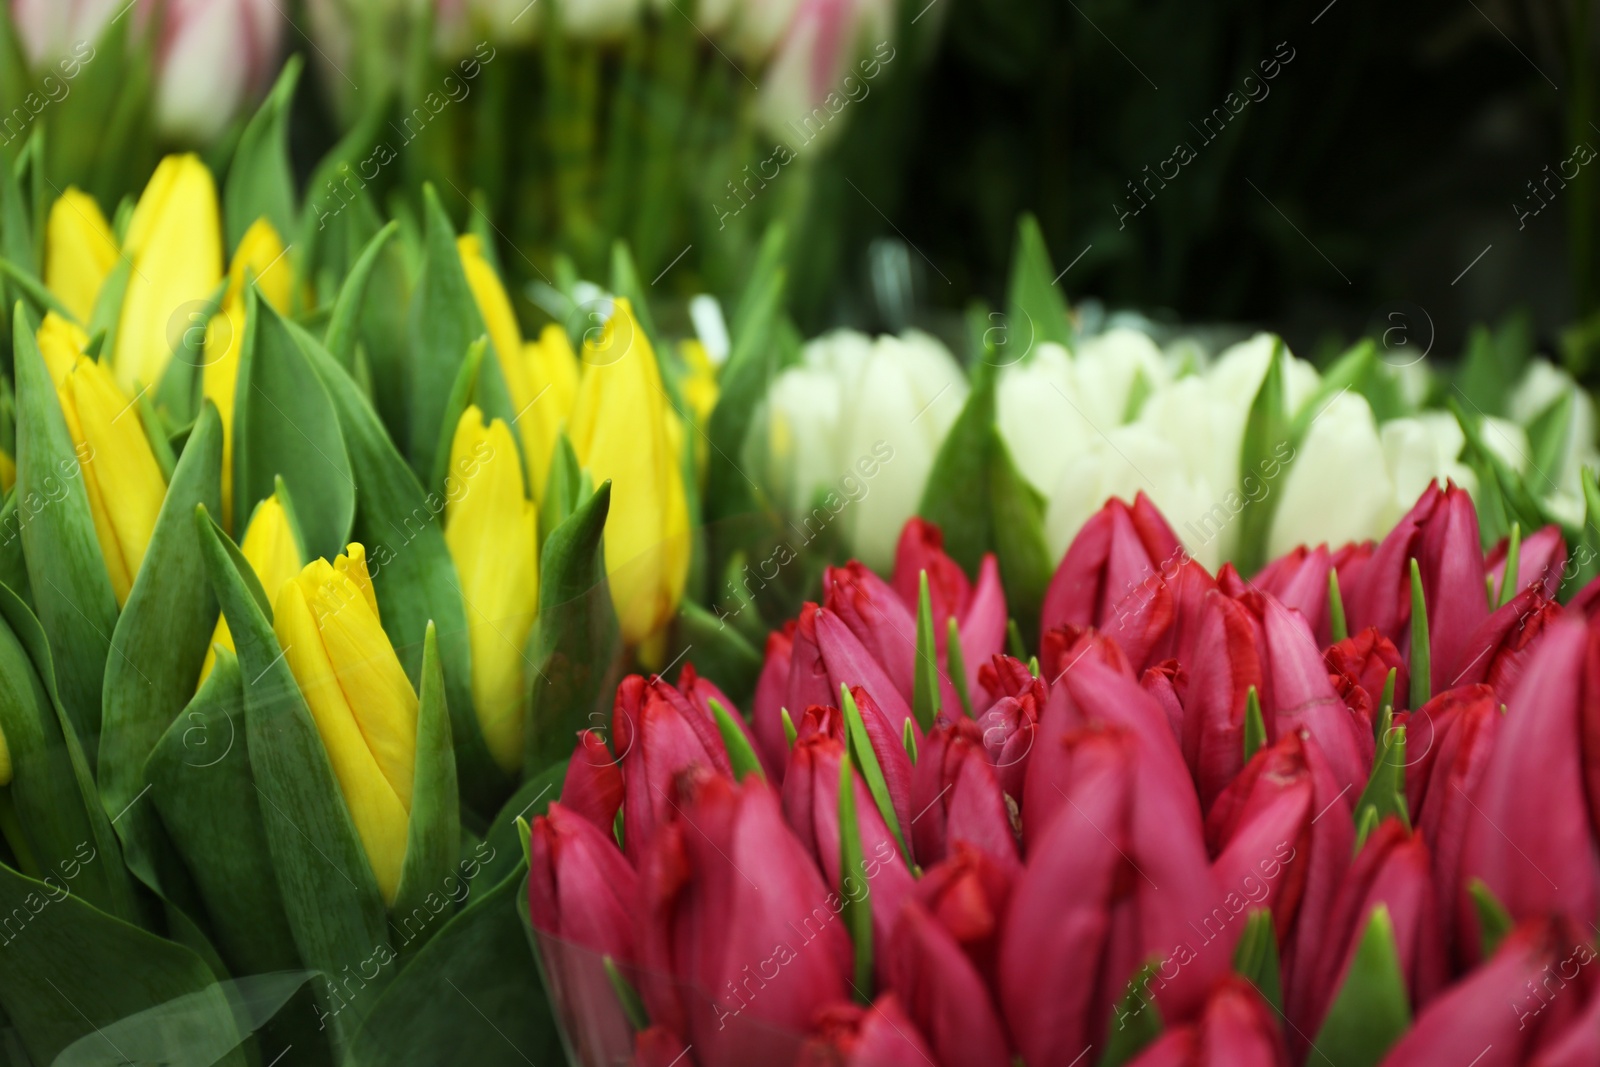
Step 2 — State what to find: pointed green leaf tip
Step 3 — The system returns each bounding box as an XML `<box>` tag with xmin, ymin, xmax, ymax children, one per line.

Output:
<box><xmin>1409</xmin><ymin>559</ymin><xmax>1431</xmax><ymax>709</ymax></box>
<box><xmin>837</xmin><ymin>747</ymin><xmax>873</xmax><ymax>1001</ymax></box>
<box><xmin>1232</xmin><ymin>908</ymin><xmax>1283</xmax><ymax>1016</ymax></box>
<box><xmin>841</xmin><ymin>684</ymin><xmax>910</xmax><ymax>862</ymax></box>
<box><xmin>946</xmin><ymin>617</ymin><xmax>974</xmax><ymax>719</ymax></box>
<box><xmin>1242</xmin><ymin>687</ymin><xmax>1266</xmax><ymax>764</ymax></box>
<box><xmin>1311</xmin><ymin>907</ymin><xmax>1411</xmax><ymax>1067</ymax></box>
<box><xmin>1497</xmin><ymin>523</ymin><xmax>1521</xmax><ymax>607</ymax></box>
<box><xmin>902</xmin><ymin>719</ymin><xmax>918</xmax><ymax>764</ymax></box>
<box><xmin>1099</xmin><ymin>958</ymin><xmax>1163</xmax><ymax>1067</ymax></box>
<box><xmin>912</xmin><ymin>571</ymin><xmax>939</xmax><ymax>731</ymax></box>
<box><xmin>1328</xmin><ymin>568</ymin><xmax>1349</xmax><ymax>643</ymax></box>
<box><xmin>781</xmin><ymin>707</ymin><xmax>797</xmax><ymax>749</ymax></box>
<box><xmin>709</xmin><ymin>698</ymin><xmax>765</xmax><ymax>783</ymax></box>
<box><xmin>1353</xmin><ymin>706</ymin><xmax>1409</xmax><ymax>847</ymax></box>
<box><xmin>604</xmin><ymin>955</ymin><xmax>650</xmax><ymax>1031</ymax></box>
<box><xmin>1468</xmin><ymin>878</ymin><xmax>1513</xmax><ymax>959</ymax></box>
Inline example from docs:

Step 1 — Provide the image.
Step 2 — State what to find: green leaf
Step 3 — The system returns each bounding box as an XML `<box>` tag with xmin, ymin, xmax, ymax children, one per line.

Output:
<box><xmin>946</xmin><ymin>617</ymin><xmax>974</xmax><ymax>719</ymax></box>
<box><xmin>233</xmin><ymin>292</ymin><xmax>356</xmax><ymax>559</ymax></box>
<box><xmin>145</xmin><ymin>646</ymin><xmax>301</xmax><ymax>977</ymax></box>
<box><xmin>605</xmin><ymin>956</ymin><xmax>650</xmax><ymax>1031</ymax></box>
<box><xmin>1328</xmin><ymin>569</ymin><xmax>1349</xmax><ymax>643</ymax></box>
<box><xmin>526</xmin><ymin>482</ymin><xmax>621</xmax><ymax>777</ymax></box>
<box><xmin>840</xmin><ymin>684</ymin><xmax>909</xmax><ymax>861</ymax></box>
<box><xmin>477</xmin><ymin>761</ymin><xmax>567</xmax><ymax>890</ymax></box>
<box><xmin>1409</xmin><ymin>559</ymin><xmax>1430</xmax><ymax>708</ymax></box>
<box><xmin>427</xmin><ymin>336</ymin><xmax>487</xmax><ymax>497</ymax></box>
<box><xmin>1527</xmin><ymin>390</ymin><xmax>1575</xmax><ymax>483</ymax></box>
<box><xmin>609</xmin><ymin>241</ymin><xmax>662</xmax><ymax>359</ymax></box>
<box><xmin>781</xmin><ymin>707</ymin><xmax>797</xmax><ymax>748</ymax></box>
<box><xmin>1468</xmin><ymin>878</ymin><xmax>1514</xmax><ymax>959</ymax></box>
<box><xmin>1571</xmin><ymin>468</ymin><xmax>1600</xmax><ymax>598</ymax></box>
<box><xmin>1497</xmin><ymin>523</ymin><xmax>1522</xmax><ymax>607</ymax></box>
<box><xmin>151</xmin><ymin>278</ymin><xmax>225</xmax><ymax>432</ymax></box>
<box><xmin>1456</xmin><ymin>315</ymin><xmax>1531</xmax><ymax>419</ymax></box>
<box><xmin>0</xmin><ymin>863</ymin><xmax>246</xmax><ymax>1067</ymax></box>
<box><xmin>1232</xmin><ymin>908</ymin><xmax>1283</xmax><ymax>1015</ymax></box>
<box><xmin>709</xmin><ymin>698</ymin><xmax>765</xmax><ymax>782</ymax></box>
<box><xmin>1099</xmin><ymin>959</ymin><xmax>1163</xmax><ymax>1067</ymax></box>
<box><xmin>837</xmin><ymin>747</ymin><xmax>873</xmax><ymax>1002</ymax></box>
<box><xmin>323</xmin><ymin>220</ymin><xmax>400</xmax><ymax>367</ymax></box>
<box><xmin>391</xmin><ymin>623</ymin><xmax>461</xmax><ymax>954</ymax></box>
<box><xmin>918</xmin><ymin>370</ymin><xmax>993</xmax><ymax>573</ymax></box>
<box><xmin>1311</xmin><ymin>906</ymin><xmax>1411</xmax><ymax>1067</ymax></box>
<box><xmin>195</xmin><ymin>505</ymin><xmax>392</xmax><ymax>1048</ymax></box>
<box><xmin>1353</xmin><ymin>707</ymin><xmax>1409</xmax><ymax>843</ymax></box>
<box><xmin>345</xmin><ymin>866</ymin><xmax>561</xmax><ymax>1067</ymax></box>
<box><xmin>98</xmin><ymin>400</ymin><xmax>222</xmax><ymax>900</ymax></box>
<box><xmin>1235</xmin><ymin>338</ymin><xmax>1290</xmax><ymax>574</ymax></box>
<box><xmin>1379</xmin><ymin>667</ymin><xmax>1397</xmax><ymax>720</ymax></box>
<box><xmin>1242</xmin><ymin>687</ymin><xmax>1266</xmax><ymax>763</ymax></box>
<box><xmin>673</xmin><ymin>600</ymin><xmax>762</xmax><ymax>705</ymax></box>
<box><xmin>911</xmin><ymin>571</ymin><xmax>939</xmax><ymax>732</ymax></box>
<box><xmin>406</xmin><ymin>184</ymin><xmax>489</xmax><ymax>474</ymax></box>
<box><xmin>538</xmin><ymin>431</ymin><xmax>583</xmax><ymax>547</ymax></box>
<box><xmin>988</xmin><ymin>427</ymin><xmax>1052</xmax><ymax>643</ymax></box>
<box><xmin>902</xmin><ymin>718</ymin><xmax>917</xmax><ymax>763</ymax></box>
<box><xmin>1004</xmin><ymin>214</ymin><xmax>1072</xmax><ymax>351</ymax></box>
<box><xmin>11</xmin><ymin>303</ymin><xmax>117</xmax><ymax>759</ymax></box>
<box><xmin>224</xmin><ymin>55</ymin><xmax>301</xmax><ymax>251</ymax></box>
<box><xmin>0</xmin><ymin>254</ymin><xmax>78</xmax><ymax>324</ymax></box>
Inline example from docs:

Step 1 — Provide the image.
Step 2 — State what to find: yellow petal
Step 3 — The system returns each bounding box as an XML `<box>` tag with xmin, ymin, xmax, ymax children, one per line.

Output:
<box><xmin>36</xmin><ymin>312</ymin><xmax>88</xmax><ymax>390</ymax></box>
<box><xmin>568</xmin><ymin>299</ymin><xmax>689</xmax><ymax>645</ymax></box>
<box><xmin>227</xmin><ymin>219</ymin><xmax>292</xmax><ymax>313</ymax></box>
<box><xmin>457</xmin><ymin>234</ymin><xmax>533</xmax><ymax>416</ymax></box>
<box><xmin>520</xmin><ymin>324</ymin><xmax>580</xmax><ymax>501</ymax></box>
<box><xmin>200</xmin><ymin>493</ymin><xmax>304</xmax><ymax>686</ymax></box>
<box><xmin>201</xmin><ymin>302</ymin><xmax>245</xmax><ymax>527</ymax></box>
<box><xmin>45</xmin><ymin>188</ymin><xmax>119</xmax><ymax>325</ymax></box>
<box><xmin>114</xmin><ymin>154</ymin><xmax>224</xmax><ymax>394</ymax></box>
<box><xmin>444</xmin><ymin>407</ymin><xmax>538</xmax><ymax>772</ymax></box>
<box><xmin>275</xmin><ymin>562</ymin><xmax>413</xmax><ymax>905</ymax></box>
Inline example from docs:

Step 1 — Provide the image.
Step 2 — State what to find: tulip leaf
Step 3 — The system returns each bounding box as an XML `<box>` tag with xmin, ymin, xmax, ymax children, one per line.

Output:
<box><xmin>291</xmin><ymin>324</ymin><xmax>504</xmax><ymax>814</ymax></box>
<box><xmin>1235</xmin><ymin>337</ymin><xmax>1290</xmax><ymax>574</ymax></box>
<box><xmin>0</xmin><ymin>861</ymin><xmax>247</xmax><ymax>1067</ymax></box>
<box><xmin>539</xmin><ymin>431</ymin><xmax>584</xmax><ymax>547</ymax></box>
<box><xmin>1328</xmin><ymin>569</ymin><xmax>1349</xmax><ymax>643</ymax></box>
<box><xmin>1311</xmin><ymin>906</ymin><xmax>1411</xmax><ymax>1067</ymax></box>
<box><xmin>99</xmin><ymin>401</ymin><xmax>222</xmax><ymax>900</ymax></box>
<box><xmin>604</xmin><ymin>956</ymin><xmax>650</xmax><ymax>1031</ymax></box>
<box><xmin>1232</xmin><ymin>907</ymin><xmax>1283</xmax><ymax>1015</ymax></box>
<box><xmin>11</xmin><ymin>304</ymin><xmax>117</xmax><ymax>761</ymax></box>
<box><xmin>195</xmin><ymin>505</ymin><xmax>393</xmax><ymax>1048</ymax></box>
<box><xmin>1242</xmin><ymin>686</ymin><xmax>1266</xmax><ymax>764</ymax></box>
<box><xmin>476</xmin><ymin>760</ymin><xmax>568</xmax><ymax>891</ymax></box>
<box><xmin>0</xmin><ymin>492</ymin><xmax>31</xmax><ymax>603</ymax></box>
<box><xmin>145</xmin><ymin>646</ymin><xmax>300</xmax><ymax>977</ymax></box>
<box><xmin>1467</xmin><ymin>878</ymin><xmax>1514</xmax><ymax>958</ymax></box>
<box><xmin>840</xmin><ymin>684</ymin><xmax>910</xmax><ymax>862</ymax></box>
<box><xmin>673</xmin><ymin>600</ymin><xmax>762</xmax><ymax>706</ymax></box>
<box><xmin>234</xmin><ymin>291</ymin><xmax>356</xmax><ymax>560</ymax></box>
<box><xmin>322</xmin><ymin>220</ymin><xmax>400</xmax><ymax>368</ymax></box>
<box><xmin>1570</xmin><ymin>467</ymin><xmax>1600</xmax><ymax>598</ymax></box>
<box><xmin>1353</xmin><ymin>707</ymin><xmax>1409</xmax><ymax>846</ymax></box>
<box><xmin>0</xmin><ymin>584</ymin><xmax>141</xmax><ymax>924</ymax></box>
<box><xmin>1456</xmin><ymin>315</ymin><xmax>1531</xmax><ymax>419</ymax></box>
<box><xmin>1496</xmin><ymin>523</ymin><xmax>1522</xmax><ymax>607</ymax></box>
<box><xmin>526</xmin><ymin>482</ymin><xmax>622</xmax><ymax>777</ymax></box>
<box><xmin>428</xmin><ymin>336</ymin><xmax>488</xmax><ymax>497</ymax></box>
<box><xmin>1005</xmin><ymin>213</ymin><xmax>1073</xmax><ymax>352</ymax></box>
<box><xmin>406</xmin><ymin>184</ymin><xmax>489</xmax><ymax>475</ymax></box>
<box><xmin>1408</xmin><ymin>558</ymin><xmax>1431</xmax><ymax>708</ymax></box>
<box><xmin>224</xmin><ymin>55</ymin><xmax>301</xmax><ymax>252</ymax></box>
<box><xmin>988</xmin><ymin>426</ymin><xmax>1052</xmax><ymax>641</ymax></box>
<box><xmin>781</xmin><ymin>707</ymin><xmax>798</xmax><ymax>748</ymax></box>
<box><xmin>392</xmin><ymin>623</ymin><xmax>462</xmax><ymax>955</ymax></box>
<box><xmin>1379</xmin><ymin>667</ymin><xmax>1397</xmax><ymax>720</ymax></box>
<box><xmin>912</xmin><ymin>571</ymin><xmax>940</xmax><ymax>732</ymax></box>
<box><xmin>902</xmin><ymin>718</ymin><xmax>918</xmax><ymax>763</ymax></box>
<box><xmin>708</xmin><ymin>697</ymin><xmax>765</xmax><ymax>782</ymax></box>
<box><xmin>151</xmin><ymin>278</ymin><xmax>226</xmax><ymax>433</ymax></box>
<box><xmin>918</xmin><ymin>369</ymin><xmax>994</xmax><ymax>574</ymax></box>
<box><xmin>837</xmin><ymin>747</ymin><xmax>874</xmax><ymax>1002</ymax></box>
<box><xmin>1527</xmin><ymin>389</ymin><xmax>1575</xmax><ymax>486</ymax></box>
<box><xmin>1099</xmin><ymin>959</ymin><xmax>1163</xmax><ymax>1067</ymax></box>
<box><xmin>344</xmin><ymin>866</ymin><xmax>561</xmax><ymax>1067</ymax></box>
<box><xmin>1450</xmin><ymin>398</ymin><xmax>1558</xmax><ymax>550</ymax></box>
<box><xmin>298</xmin><ymin>92</ymin><xmax>393</xmax><ymax>293</ymax></box>
<box><xmin>946</xmin><ymin>617</ymin><xmax>975</xmax><ymax>718</ymax></box>
<box><xmin>0</xmin><ymin>254</ymin><xmax>78</xmax><ymax>325</ymax></box>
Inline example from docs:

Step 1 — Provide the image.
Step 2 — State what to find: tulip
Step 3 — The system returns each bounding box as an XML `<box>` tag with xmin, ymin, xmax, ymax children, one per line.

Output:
<box><xmin>457</xmin><ymin>235</ymin><xmax>534</xmax><ymax>435</ymax></box>
<box><xmin>887</xmin><ymin>897</ymin><xmax>1013</xmax><ymax>1067</ymax></box>
<box><xmin>1459</xmin><ymin>618</ymin><xmax>1600</xmax><ymax>931</ymax></box>
<box><xmin>1378</xmin><ymin>918</ymin><xmax>1600</xmax><ymax>1067</ymax></box>
<box><xmin>791</xmin><ymin>602</ymin><xmax>917</xmax><ymax>753</ymax></box>
<box><xmin>822</xmin><ymin>561</ymin><xmax>917</xmax><ymax>703</ymax></box>
<box><xmin>1487</xmin><ymin>524</ymin><xmax>1566</xmax><ymax>601</ymax></box>
<box><xmin>1507</xmin><ymin>359</ymin><xmax>1600</xmax><ymax>527</ymax></box>
<box><xmin>147</xmin><ymin>0</ymin><xmax>285</xmax><ymax>144</ymax></box>
<box><xmin>274</xmin><ymin>543</ymin><xmax>418</xmax><ymax>904</ymax></box>
<box><xmin>204</xmin><ymin>216</ymin><xmax>293</xmax><ymax>525</ymax></box>
<box><xmin>11</xmin><ymin>1</ymin><xmax>120</xmax><ymax>70</ymax></box>
<box><xmin>1444</xmin><ymin>583</ymin><xmax>1560</xmax><ymax>693</ymax></box>
<box><xmin>568</xmin><ymin>298</ymin><xmax>690</xmax><ymax>648</ymax></box>
<box><xmin>198</xmin><ymin>490</ymin><xmax>302</xmax><ymax>685</ymax></box>
<box><xmin>521</xmin><ymin>324</ymin><xmax>580</xmax><ymax>501</ymax></box>
<box><xmin>751</xmin><ymin>620</ymin><xmax>796</xmax><ymax>782</ymax></box>
<box><xmin>612</xmin><ymin>673</ymin><xmax>732</xmax><ymax>863</ymax></box>
<box><xmin>973</xmin><ymin>654</ymin><xmax>1042</xmax><ymax>800</ymax></box>
<box><xmin>115</xmin><ymin>154</ymin><xmax>225</xmax><ymax>394</ymax></box>
<box><xmin>795</xmin><ymin>994</ymin><xmax>937</xmax><ymax>1067</ymax></box>
<box><xmin>1125</xmin><ymin>977</ymin><xmax>1290</xmax><ymax>1067</ymax></box>
<box><xmin>559</xmin><ymin>728</ymin><xmax>624</xmax><ymax>834</ymax></box>
<box><xmin>1324</xmin><ymin>627</ymin><xmax>1406</xmax><ymax>726</ymax></box>
<box><xmin>1207</xmin><ymin>730</ymin><xmax>1354</xmax><ymax>1012</ymax></box>
<box><xmin>756</xmin><ymin>0</ymin><xmax>893</xmax><ymax>147</ymax></box>
<box><xmin>909</xmin><ymin>718</ymin><xmax>1019</xmax><ymax>871</ymax></box>
<box><xmin>442</xmin><ymin>406</ymin><xmax>538</xmax><ymax>774</ymax></box>
<box><xmin>35</xmin><ymin>312</ymin><xmax>168</xmax><ymax>607</ymax></box>
<box><xmin>1040</xmin><ymin>492</ymin><xmax>1187</xmax><ymax>642</ymax></box>
<box><xmin>635</xmin><ymin>774</ymin><xmax>851</xmax><ymax>1065</ymax></box>
<box><xmin>44</xmin><ymin>188</ymin><xmax>119</xmax><ymax>325</ymax></box>
<box><xmin>754</xmin><ymin>329</ymin><xmax>967</xmax><ymax>570</ymax></box>
<box><xmin>527</xmin><ymin>801</ymin><xmax>639</xmax><ymax>1067</ymax></box>
<box><xmin>890</xmin><ymin>520</ymin><xmax>1010</xmax><ymax>697</ymax></box>
<box><xmin>1253</xmin><ymin>543</ymin><xmax>1353</xmax><ymax>647</ymax></box>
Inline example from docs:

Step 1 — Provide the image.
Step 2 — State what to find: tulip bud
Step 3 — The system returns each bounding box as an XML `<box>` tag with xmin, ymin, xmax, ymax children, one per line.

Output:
<box><xmin>1126</xmin><ymin>977</ymin><xmax>1290</xmax><ymax>1067</ymax></box>
<box><xmin>751</xmin><ymin>621</ymin><xmax>796</xmax><ymax>782</ymax></box>
<box><xmin>455</xmin><ymin>234</ymin><xmax>544</xmax><ymax>455</ymax></box>
<box><xmin>521</xmin><ymin>324</ymin><xmax>580</xmax><ymax>501</ymax></box>
<box><xmin>115</xmin><ymin>154</ymin><xmax>224</xmax><ymax>393</ymax></box>
<box><xmin>1445</xmin><ymin>583</ymin><xmax>1559</xmax><ymax>694</ymax></box>
<box><xmin>823</xmin><ymin>562</ymin><xmax>918</xmax><ymax>703</ymax></box>
<box><xmin>559</xmin><ymin>728</ymin><xmax>624</xmax><ymax>834</ymax></box>
<box><xmin>1324</xmin><ymin>627</ymin><xmax>1406</xmax><ymax>725</ymax></box>
<box><xmin>910</xmin><ymin>845</ymin><xmax>1015</xmax><ymax>989</ymax></box>
<box><xmin>887</xmin><ymin>898</ymin><xmax>1013</xmax><ymax>1067</ymax></box>
<box><xmin>36</xmin><ymin>313</ymin><xmax>168</xmax><ymax>607</ymax></box>
<box><xmin>528</xmin><ymin>802</ymin><xmax>638</xmax><ymax>1067</ymax></box>
<box><xmin>613</xmin><ymin>674</ymin><xmax>732</xmax><ymax>863</ymax></box>
<box><xmin>910</xmin><ymin>719</ymin><xmax>1018</xmax><ymax>871</ymax></box>
<box><xmin>443</xmin><ymin>406</ymin><xmax>538</xmax><ymax>773</ymax></box>
<box><xmin>274</xmin><ymin>543</ymin><xmax>419</xmax><ymax>904</ymax></box>
<box><xmin>203</xmin><ymin>217</ymin><xmax>292</xmax><ymax>524</ymax></box>
<box><xmin>149</xmin><ymin>0</ymin><xmax>285</xmax><ymax>144</ymax></box>
<box><xmin>973</xmin><ymin>655</ymin><xmax>1041</xmax><ymax>801</ymax></box>
<box><xmin>568</xmin><ymin>299</ymin><xmax>690</xmax><ymax>647</ymax></box>
<box><xmin>796</xmin><ymin>993</ymin><xmax>938</xmax><ymax>1067</ymax></box>
<box><xmin>11</xmin><ymin>0</ymin><xmax>119</xmax><ymax>70</ymax></box>
<box><xmin>1253</xmin><ymin>544</ymin><xmax>1334</xmax><ymax>645</ymax></box>
<box><xmin>636</xmin><ymin>774</ymin><xmax>851</xmax><ymax>1064</ymax></box>
<box><xmin>44</xmin><ymin>188</ymin><xmax>119</xmax><ymax>325</ymax></box>
<box><xmin>198</xmin><ymin>491</ymin><xmax>302</xmax><ymax>685</ymax></box>
<box><xmin>1041</xmin><ymin>492</ymin><xmax>1183</xmax><ymax>635</ymax></box>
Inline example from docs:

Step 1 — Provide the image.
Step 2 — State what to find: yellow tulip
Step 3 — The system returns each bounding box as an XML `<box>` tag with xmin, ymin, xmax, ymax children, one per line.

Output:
<box><xmin>114</xmin><ymin>154</ymin><xmax>224</xmax><ymax>394</ymax></box>
<box><xmin>521</xmin><ymin>323</ymin><xmax>580</xmax><ymax>501</ymax></box>
<box><xmin>457</xmin><ymin>234</ymin><xmax>533</xmax><ymax>411</ymax></box>
<box><xmin>443</xmin><ymin>407</ymin><xmax>538</xmax><ymax>772</ymax></box>
<box><xmin>679</xmin><ymin>338</ymin><xmax>720</xmax><ymax>481</ymax></box>
<box><xmin>44</xmin><ymin>188</ymin><xmax>119</xmax><ymax>325</ymax></box>
<box><xmin>199</xmin><ymin>492</ymin><xmax>303</xmax><ymax>686</ymax></box>
<box><xmin>202</xmin><ymin>218</ymin><xmax>292</xmax><ymax>526</ymax></box>
<box><xmin>274</xmin><ymin>544</ymin><xmax>418</xmax><ymax>904</ymax></box>
<box><xmin>36</xmin><ymin>314</ymin><xmax>168</xmax><ymax>607</ymax></box>
<box><xmin>567</xmin><ymin>299</ymin><xmax>689</xmax><ymax>646</ymax></box>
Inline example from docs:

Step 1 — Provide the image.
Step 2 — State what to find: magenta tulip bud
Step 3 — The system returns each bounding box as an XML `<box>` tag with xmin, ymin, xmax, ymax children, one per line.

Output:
<box><xmin>752</xmin><ymin>621</ymin><xmax>796</xmax><ymax>782</ymax></box>
<box><xmin>795</xmin><ymin>993</ymin><xmax>937</xmax><ymax>1067</ymax></box>
<box><xmin>1125</xmin><ymin>977</ymin><xmax>1291</xmax><ymax>1067</ymax></box>
<box><xmin>910</xmin><ymin>718</ymin><xmax>1018</xmax><ymax>871</ymax></box>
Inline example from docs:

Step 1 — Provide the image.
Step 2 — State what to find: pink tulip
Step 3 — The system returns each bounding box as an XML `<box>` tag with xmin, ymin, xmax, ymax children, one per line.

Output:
<box><xmin>794</xmin><ymin>993</ymin><xmax>937</xmax><ymax>1067</ymax></box>
<box><xmin>909</xmin><ymin>718</ymin><xmax>1019</xmax><ymax>871</ymax></box>
<box><xmin>612</xmin><ymin>673</ymin><xmax>733</xmax><ymax>863</ymax></box>
<box><xmin>559</xmin><ymin>728</ymin><xmax>623</xmax><ymax>833</ymax></box>
<box><xmin>910</xmin><ymin>844</ymin><xmax>1015</xmax><ymax>991</ymax></box>
<box><xmin>147</xmin><ymin>0</ymin><xmax>284</xmax><ymax>143</ymax></box>
<box><xmin>1325</xmin><ymin>627</ymin><xmax>1407</xmax><ymax>722</ymax></box>
<box><xmin>752</xmin><ymin>620</ymin><xmax>796</xmax><ymax>782</ymax></box>
<box><xmin>1125</xmin><ymin>977</ymin><xmax>1290</xmax><ymax>1067</ymax></box>
<box><xmin>1486</xmin><ymin>523</ymin><xmax>1567</xmax><ymax>601</ymax></box>
<box><xmin>887</xmin><ymin>898</ymin><xmax>1013</xmax><ymax>1067</ymax></box>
